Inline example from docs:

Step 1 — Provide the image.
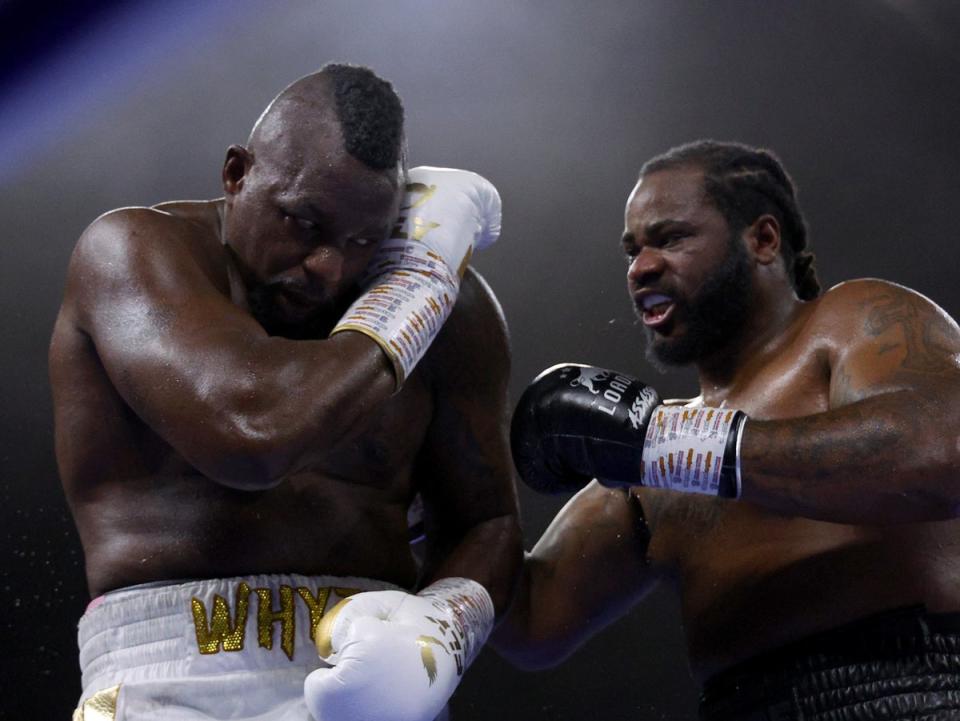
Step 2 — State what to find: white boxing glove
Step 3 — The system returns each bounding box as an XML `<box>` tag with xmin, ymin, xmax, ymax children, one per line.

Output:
<box><xmin>304</xmin><ymin>578</ymin><xmax>494</xmax><ymax>721</ymax></box>
<box><xmin>331</xmin><ymin>166</ymin><xmax>502</xmax><ymax>387</ymax></box>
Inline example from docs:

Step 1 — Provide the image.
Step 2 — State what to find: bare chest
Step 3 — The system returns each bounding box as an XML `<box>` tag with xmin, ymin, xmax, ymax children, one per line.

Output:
<box><xmin>644</xmin><ymin>342</ymin><xmax>832</xmax><ymax>556</ymax></box>
<box><xmin>311</xmin><ymin>378</ymin><xmax>434</xmax><ymax>491</ymax></box>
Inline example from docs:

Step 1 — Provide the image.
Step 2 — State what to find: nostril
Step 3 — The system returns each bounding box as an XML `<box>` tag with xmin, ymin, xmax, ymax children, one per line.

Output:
<box><xmin>303</xmin><ymin>247</ymin><xmax>344</xmax><ymax>282</ymax></box>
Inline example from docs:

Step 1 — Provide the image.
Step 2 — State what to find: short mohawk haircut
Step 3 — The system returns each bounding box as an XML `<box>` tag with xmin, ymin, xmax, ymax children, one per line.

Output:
<box><xmin>322</xmin><ymin>63</ymin><xmax>405</xmax><ymax>171</ymax></box>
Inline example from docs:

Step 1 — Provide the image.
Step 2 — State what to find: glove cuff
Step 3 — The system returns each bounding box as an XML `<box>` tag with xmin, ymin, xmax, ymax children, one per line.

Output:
<box><xmin>417</xmin><ymin>578</ymin><xmax>494</xmax><ymax>670</ymax></box>
<box><xmin>331</xmin><ymin>239</ymin><xmax>460</xmax><ymax>388</ymax></box>
<box><xmin>641</xmin><ymin>405</ymin><xmax>746</xmax><ymax>497</ymax></box>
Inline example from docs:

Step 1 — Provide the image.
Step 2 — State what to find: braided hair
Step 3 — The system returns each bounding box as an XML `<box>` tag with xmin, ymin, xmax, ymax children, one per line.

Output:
<box><xmin>640</xmin><ymin>140</ymin><xmax>820</xmax><ymax>300</ymax></box>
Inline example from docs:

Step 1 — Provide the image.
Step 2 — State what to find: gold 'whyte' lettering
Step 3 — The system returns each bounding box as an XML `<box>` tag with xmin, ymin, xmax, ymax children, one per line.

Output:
<box><xmin>192</xmin><ymin>582</ymin><xmax>250</xmax><ymax>654</ymax></box>
<box><xmin>297</xmin><ymin>586</ymin><xmax>332</xmax><ymax>643</ymax></box>
<box><xmin>333</xmin><ymin>587</ymin><xmax>362</xmax><ymax>602</ymax></box>
<box><xmin>191</xmin><ymin>583</ymin><xmax>365</xmax><ymax>660</ymax></box>
<box><xmin>256</xmin><ymin>585</ymin><xmax>296</xmax><ymax>660</ymax></box>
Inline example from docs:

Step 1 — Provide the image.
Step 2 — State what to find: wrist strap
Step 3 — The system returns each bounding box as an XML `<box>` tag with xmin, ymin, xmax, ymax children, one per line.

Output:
<box><xmin>418</xmin><ymin>577</ymin><xmax>494</xmax><ymax>673</ymax></box>
<box><xmin>331</xmin><ymin>239</ymin><xmax>460</xmax><ymax>387</ymax></box>
<box><xmin>641</xmin><ymin>405</ymin><xmax>745</xmax><ymax>497</ymax></box>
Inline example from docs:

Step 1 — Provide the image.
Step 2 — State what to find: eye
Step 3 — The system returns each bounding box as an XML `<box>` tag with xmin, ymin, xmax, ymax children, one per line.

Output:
<box><xmin>280</xmin><ymin>208</ymin><xmax>318</xmax><ymax>231</ymax></box>
<box><xmin>351</xmin><ymin>237</ymin><xmax>374</xmax><ymax>247</ymax></box>
<box><xmin>662</xmin><ymin>231</ymin><xmax>688</xmax><ymax>247</ymax></box>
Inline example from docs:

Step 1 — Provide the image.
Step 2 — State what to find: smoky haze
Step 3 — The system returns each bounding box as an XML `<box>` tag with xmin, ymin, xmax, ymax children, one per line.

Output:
<box><xmin>3</xmin><ymin>1</ymin><xmax>959</xmax><ymax>718</ymax></box>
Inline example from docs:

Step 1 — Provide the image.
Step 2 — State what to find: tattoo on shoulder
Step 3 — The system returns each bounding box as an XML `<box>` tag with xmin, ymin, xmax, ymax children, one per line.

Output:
<box><xmin>864</xmin><ymin>292</ymin><xmax>958</xmax><ymax>375</ymax></box>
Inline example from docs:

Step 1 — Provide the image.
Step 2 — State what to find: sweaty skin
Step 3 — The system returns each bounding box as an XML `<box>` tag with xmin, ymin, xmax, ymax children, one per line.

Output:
<box><xmin>493</xmin><ymin>165</ymin><xmax>960</xmax><ymax>681</ymax></box>
<box><xmin>49</xmin><ymin>116</ymin><xmax>521</xmax><ymax>609</ymax></box>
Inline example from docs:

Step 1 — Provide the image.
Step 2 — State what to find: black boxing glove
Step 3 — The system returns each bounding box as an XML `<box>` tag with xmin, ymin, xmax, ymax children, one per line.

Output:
<box><xmin>510</xmin><ymin>364</ymin><xmax>746</xmax><ymax>498</ymax></box>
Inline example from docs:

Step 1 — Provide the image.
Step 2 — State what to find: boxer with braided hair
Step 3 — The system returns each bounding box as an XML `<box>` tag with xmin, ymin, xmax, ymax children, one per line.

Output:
<box><xmin>642</xmin><ymin>140</ymin><xmax>820</xmax><ymax>301</ymax></box>
<box><xmin>496</xmin><ymin>140</ymin><xmax>960</xmax><ymax>719</ymax></box>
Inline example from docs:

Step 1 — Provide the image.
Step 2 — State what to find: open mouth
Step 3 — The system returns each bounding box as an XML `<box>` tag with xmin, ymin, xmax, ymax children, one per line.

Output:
<box><xmin>639</xmin><ymin>293</ymin><xmax>676</xmax><ymax>328</ymax></box>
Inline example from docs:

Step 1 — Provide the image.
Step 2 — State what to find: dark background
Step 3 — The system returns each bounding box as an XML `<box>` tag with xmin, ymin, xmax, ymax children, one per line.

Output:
<box><xmin>3</xmin><ymin>1</ymin><xmax>959</xmax><ymax>718</ymax></box>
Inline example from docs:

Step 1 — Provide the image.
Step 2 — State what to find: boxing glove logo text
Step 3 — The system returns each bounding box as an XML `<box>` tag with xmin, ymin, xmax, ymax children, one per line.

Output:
<box><xmin>628</xmin><ymin>387</ymin><xmax>659</xmax><ymax>430</ymax></box>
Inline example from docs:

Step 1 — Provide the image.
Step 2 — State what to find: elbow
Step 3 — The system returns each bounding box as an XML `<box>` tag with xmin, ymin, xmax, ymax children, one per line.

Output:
<box><xmin>487</xmin><ymin>594</ymin><xmax>577</xmax><ymax>671</ymax></box>
<box><xmin>488</xmin><ymin>628</ymin><xmax>575</xmax><ymax>671</ymax></box>
<box><xmin>199</xmin><ymin>394</ymin><xmax>353</xmax><ymax>490</ymax></box>
<box><xmin>195</xmin><ymin>410</ymin><xmax>300</xmax><ymax>490</ymax></box>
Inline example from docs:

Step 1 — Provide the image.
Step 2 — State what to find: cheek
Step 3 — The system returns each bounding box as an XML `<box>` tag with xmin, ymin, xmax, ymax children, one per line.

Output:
<box><xmin>344</xmin><ymin>247</ymin><xmax>377</xmax><ymax>278</ymax></box>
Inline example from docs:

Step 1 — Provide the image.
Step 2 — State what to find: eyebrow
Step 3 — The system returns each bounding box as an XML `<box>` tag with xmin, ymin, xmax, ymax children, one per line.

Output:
<box><xmin>275</xmin><ymin>187</ymin><xmax>324</xmax><ymax>212</ymax></box>
<box><xmin>621</xmin><ymin>218</ymin><xmax>688</xmax><ymax>246</ymax></box>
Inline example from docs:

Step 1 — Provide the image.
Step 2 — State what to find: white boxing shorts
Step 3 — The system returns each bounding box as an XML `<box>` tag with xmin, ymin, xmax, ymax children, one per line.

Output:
<box><xmin>73</xmin><ymin>574</ymin><xmax>402</xmax><ymax>720</ymax></box>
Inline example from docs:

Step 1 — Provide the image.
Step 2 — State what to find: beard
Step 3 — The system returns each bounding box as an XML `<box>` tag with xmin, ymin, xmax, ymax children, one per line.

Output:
<box><xmin>642</xmin><ymin>235</ymin><xmax>754</xmax><ymax>369</ymax></box>
<box><xmin>247</xmin><ymin>280</ymin><xmax>351</xmax><ymax>340</ymax></box>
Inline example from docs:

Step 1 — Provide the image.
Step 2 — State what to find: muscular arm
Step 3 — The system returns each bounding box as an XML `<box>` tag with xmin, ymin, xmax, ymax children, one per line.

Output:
<box><xmin>740</xmin><ymin>279</ymin><xmax>960</xmax><ymax>523</ymax></box>
<box><xmin>55</xmin><ymin>208</ymin><xmax>395</xmax><ymax>489</ymax></box>
<box><xmin>489</xmin><ymin>482</ymin><xmax>660</xmax><ymax>669</ymax></box>
<box><xmin>412</xmin><ymin>270</ymin><xmax>523</xmax><ymax>615</ymax></box>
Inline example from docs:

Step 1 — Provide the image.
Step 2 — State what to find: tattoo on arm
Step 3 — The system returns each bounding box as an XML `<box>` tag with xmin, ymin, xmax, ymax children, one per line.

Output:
<box><xmin>865</xmin><ymin>292</ymin><xmax>958</xmax><ymax>376</ymax></box>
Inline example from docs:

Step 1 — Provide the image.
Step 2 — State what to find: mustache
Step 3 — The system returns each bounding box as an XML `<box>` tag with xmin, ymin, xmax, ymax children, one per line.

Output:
<box><xmin>266</xmin><ymin>277</ymin><xmax>327</xmax><ymax>304</ymax></box>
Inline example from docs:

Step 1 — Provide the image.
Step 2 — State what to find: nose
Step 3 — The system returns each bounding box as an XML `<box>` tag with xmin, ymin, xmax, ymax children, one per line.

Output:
<box><xmin>302</xmin><ymin>244</ymin><xmax>345</xmax><ymax>286</ymax></box>
<box><xmin>627</xmin><ymin>246</ymin><xmax>666</xmax><ymax>288</ymax></box>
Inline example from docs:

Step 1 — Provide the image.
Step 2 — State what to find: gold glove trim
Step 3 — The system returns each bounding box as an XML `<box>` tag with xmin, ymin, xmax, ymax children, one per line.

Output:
<box><xmin>314</xmin><ymin>597</ymin><xmax>353</xmax><ymax>659</ymax></box>
<box><xmin>416</xmin><ymin>635</ymin><xmax>448</xmax><ymax>686</ymax></box>
<box><xmin>73</xmin><ymin>685</ymin><xmax>120</xmax><ymax>721</ymax></box>
<box><xmin>330</xmin><ymin>324</ymin><xmax>406</xmax><ymax>389</ymax></box>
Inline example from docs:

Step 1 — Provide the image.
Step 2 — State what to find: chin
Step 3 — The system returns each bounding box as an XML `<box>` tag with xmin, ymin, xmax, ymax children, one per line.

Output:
<box><xmin>644</xmin><ymin>328</ymin><xmax>700</xmax><ymax>370</ymax></box>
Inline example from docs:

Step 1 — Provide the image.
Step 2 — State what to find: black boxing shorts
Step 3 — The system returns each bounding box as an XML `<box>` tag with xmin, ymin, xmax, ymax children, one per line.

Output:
<box><xmin>699</xmin><ymin>606</ymin><xmax>960</xmax><ymax>721</ymax></box>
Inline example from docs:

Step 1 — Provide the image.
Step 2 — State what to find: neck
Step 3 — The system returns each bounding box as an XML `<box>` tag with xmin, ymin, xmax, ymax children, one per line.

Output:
<box><xmin>216</xmin><ymin>198</ymin><xmax>226</xmax><ymax>245</ymax></box>
<box><xmin>695</xmin><ymin>285</ymin><xmax>801</xmax><ymax>402</ymax></box>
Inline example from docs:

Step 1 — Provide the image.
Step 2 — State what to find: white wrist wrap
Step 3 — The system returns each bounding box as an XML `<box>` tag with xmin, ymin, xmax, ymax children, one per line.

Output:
<box><xmin>332</xmin><ymin>238</ymin><xmax>460</xmax><ymax>385</ymax></box>
<box><xmin>331</xmin><ymin>167</ymin><xmax>501</xmax><ymax>388</ymax></box>
<box><xmin>641</xmin><ymin>405</ymin><xmax>741</xmax><ymax>496</ymax></box>
<box><xmin>417</xmin><ymin>577</ymin><xmax>495</xmax><ymax>671</ymax></box>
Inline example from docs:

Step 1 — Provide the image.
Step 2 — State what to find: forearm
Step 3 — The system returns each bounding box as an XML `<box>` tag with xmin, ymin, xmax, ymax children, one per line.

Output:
<box><xmin>422</xmin><ymin>513</ymin><xmax>523</xmax><ymax>616</ymax></box>
<box><xmin>491</xmin><ymin>484</ymin><xmax>656</xmax><ymax>668</ymax></box>
<box><xmin>168</xmin><ymin>331</ymin><xmax>396</xmax><ymax>488</ymax></box>
<box><xmin>487</xmin><ymin>554</ymin><xmax>578</xmax><ymax>670</ymax></box>
<box><xmin>739</xmin><ymin>390</ymin><xmax>960</xmax><ymax>523</ymax></box>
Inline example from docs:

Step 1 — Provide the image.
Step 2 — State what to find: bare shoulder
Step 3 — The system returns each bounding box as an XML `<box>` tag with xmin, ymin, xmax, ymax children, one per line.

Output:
<box><xmin>816</xmin><ymin>278</ymin><xmax>955</xmax><ymax>324</ymax></box>
<box><xmin>70</xmin><ymin>206</ymin><xmax>197</xmax><ymax>277</ymax></box>
<box><xmin>814</xmin><ymin>278</ymin><xmax>960</xmax><ymax>346</ymax></box>
<box><xmin>425</xmin><ymin>266</ymin><xmax>511</xmax><ymax>388</ymax></box>
<box><xmin>64</xmin><ymin>205</ymin><xmax>224</xmax><ymax>323</ymax></box>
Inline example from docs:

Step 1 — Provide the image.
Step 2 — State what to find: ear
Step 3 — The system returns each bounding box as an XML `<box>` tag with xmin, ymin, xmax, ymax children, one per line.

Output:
<box><xmin>222</xmin><ymin>145</ymin><xmax>253</xmax><ymax>196</ymax></box>
<box><xmin>745</xmin><ymin>214</ymin><xmax>781</xmax><ymax>265</ymax></box>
